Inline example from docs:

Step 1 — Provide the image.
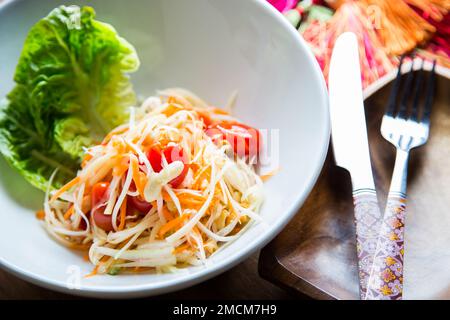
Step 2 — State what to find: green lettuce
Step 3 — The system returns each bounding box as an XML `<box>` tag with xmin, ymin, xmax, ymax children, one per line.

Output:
<box><xmin>0</xmin><ymin>5</ymin><xmax>140</xmax><ymax>191</ymax></box>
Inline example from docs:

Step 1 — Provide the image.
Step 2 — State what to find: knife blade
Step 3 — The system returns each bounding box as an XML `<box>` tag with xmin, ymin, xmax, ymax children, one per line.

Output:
<box><xmin>328</xmin><ymin>32</ymin><xmax>382</xmax><ymax>299</ymax></box>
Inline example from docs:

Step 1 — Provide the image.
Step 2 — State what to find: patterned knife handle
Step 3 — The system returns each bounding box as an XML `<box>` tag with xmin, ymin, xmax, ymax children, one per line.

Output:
<box><xmin>353</xmin><ymin>189</ymin><xmax>382</xmax><ymax>299</ymax></box>
<box><xmin>365</xmin><ymin>149</ymin><xmax>409</xmax><ymax>300</ymax></box>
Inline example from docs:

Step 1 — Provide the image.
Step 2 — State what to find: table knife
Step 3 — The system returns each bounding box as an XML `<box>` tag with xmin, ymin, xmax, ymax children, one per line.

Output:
<box><xmin>328</xmin><ymin>32</ymin><xmax>383</xmax><ymax>299</ymax></box>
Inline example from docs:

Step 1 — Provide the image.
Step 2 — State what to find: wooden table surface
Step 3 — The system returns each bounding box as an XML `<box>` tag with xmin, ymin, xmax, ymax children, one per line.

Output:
<box><xmin>0</xmin><ymin>252</ymin><xmax>294</xmax><ymax>300</ymax></box>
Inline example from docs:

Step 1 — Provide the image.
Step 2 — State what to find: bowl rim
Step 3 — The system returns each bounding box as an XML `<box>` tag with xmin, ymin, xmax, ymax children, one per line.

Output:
<box><xmin>0</xmin><ymin>0</ymin><xmax>330</xmax><ymax>298</ymax></box>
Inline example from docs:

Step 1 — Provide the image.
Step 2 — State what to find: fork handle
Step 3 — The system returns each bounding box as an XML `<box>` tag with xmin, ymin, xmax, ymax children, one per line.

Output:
<box><xmin>365</xmin><ymin>149</ymin><xmax>409</xmax><ymax>300</ymax></box>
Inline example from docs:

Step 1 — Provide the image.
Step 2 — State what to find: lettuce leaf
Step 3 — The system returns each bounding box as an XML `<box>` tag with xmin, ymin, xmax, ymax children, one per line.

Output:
<box><xmin>0</xmin><ymin>5</ymin><xmax>139</xmax><ymax>190</ymax></box>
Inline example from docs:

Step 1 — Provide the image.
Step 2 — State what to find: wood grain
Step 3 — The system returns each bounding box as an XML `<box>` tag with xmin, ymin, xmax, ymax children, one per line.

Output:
<box><xmin>260</xmin><ymin>74</ymin><xmax>450</xmax><ymax>300</ymax></box>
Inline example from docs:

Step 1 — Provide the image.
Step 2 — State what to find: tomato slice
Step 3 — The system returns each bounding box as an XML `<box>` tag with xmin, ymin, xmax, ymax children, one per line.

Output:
<box><xmin>207</xmin><ymin>122</ymin><xmax>260</xmax><ymax>158</ymax></box>
<box><xmin>126</xmin><ymin>182</ymin><xmax>153</xmax><ymax>215</ymax></box>
<box><xmin>163</xmin><ymin>145</ymin><xmax>189</xmax><ymax>187</ymax></box>
<box><xmin>147</xmin><ymin>147</ymin><xmax>163</xmax><ymax>173</ymax></box>
<box><xmin>147</xmin><ymin>145</ymin><xmax>188</xmax><ymax>188</ymax></box>
<box><xmin>128</xmin><ymin>195</ymin><xmax>153</xmax><ymax>214</ymax></box>
<box><xmin>92</xmin><ymin>182</ymin><xmax>110</xmax><ymax>206</ymax></box>
<box><xmin>91</xmin><ymin>182</ymin><xmax>115</xmax><ymax>232</ymax></box>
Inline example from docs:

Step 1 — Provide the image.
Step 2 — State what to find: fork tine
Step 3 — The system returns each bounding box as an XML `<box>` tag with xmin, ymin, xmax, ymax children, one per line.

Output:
<box><xmin>397</xmin><ymin>57</ymin><xmax>416</xmax><ymax>119</ymax></box>
<box><xmin>410</xmin><ymin>59</ymin><xmax>425</xmax><ymax>122</ymax></box>
<box><xmin>422</xmin><ymin>60</ymin><xmax>437</xmax><ymax>125</ymax></box>
<box><xmin>385</xmin><ymin>55</ymin><xmax>406</xmax><ymax>117</ymax></box>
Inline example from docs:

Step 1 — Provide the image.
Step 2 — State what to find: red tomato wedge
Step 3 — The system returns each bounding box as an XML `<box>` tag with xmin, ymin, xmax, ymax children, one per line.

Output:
<box><xmin>147</xmin><ymin>145</ymin><xmax>188</xmax><ymax>188</ymax></box>
<box><xmin>147</xmin><ymin>147</ymin><xmax>163</xmax><ymax>173</ymax></box>
<box><xmin>128</xmin><ymin>195</ymin><xmax>153</xmax><ymax>214</ymax></box>
<box><xmin>91</xmin><ymin>182</ymin><xmax>115</xmax><ymax>232</ymax></box>
<box><xmin>126</xmin><ymin>182</ymin><xmax>153</xmax><ymax>215</ymax></box>
<box><xmin>206</xmin><ymin>122</ymin><xmax>261</xmax><ymax>158</ymax></box>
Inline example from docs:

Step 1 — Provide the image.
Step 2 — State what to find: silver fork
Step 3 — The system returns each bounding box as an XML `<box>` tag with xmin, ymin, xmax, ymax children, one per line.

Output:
<box><xmin>365</xmin><ymin>56</ymin><xmax>437</xmax><ymax>300</ymax></box>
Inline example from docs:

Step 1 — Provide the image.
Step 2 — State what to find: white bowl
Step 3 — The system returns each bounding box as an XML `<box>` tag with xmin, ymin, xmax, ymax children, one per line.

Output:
<box><xmin>0</xmin><ymin>0</ymin><xmax>329</xmax><ymax>298</ymax></box>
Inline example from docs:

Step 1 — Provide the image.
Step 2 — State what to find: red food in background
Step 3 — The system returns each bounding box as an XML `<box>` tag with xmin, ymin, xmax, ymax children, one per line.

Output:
<box><xmin>147</xmin><ymin>145</ymin><xmax>188</xmax><ymax>188</ymax></box>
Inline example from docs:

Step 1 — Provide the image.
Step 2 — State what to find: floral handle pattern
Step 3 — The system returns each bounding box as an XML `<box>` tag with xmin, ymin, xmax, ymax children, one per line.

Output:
<box><xmin>365</xmin><ymin>192</ymin><xmax>406</xmax><ymax>300</ymax></box>
<box><xmin>353</xmin><ymin>189</ymin><xmax>382</xmax><ymax>299</ymax></box>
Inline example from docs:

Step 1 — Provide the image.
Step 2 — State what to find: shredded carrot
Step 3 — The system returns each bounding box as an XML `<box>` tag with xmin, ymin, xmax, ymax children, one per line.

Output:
<box><xmin>260</xmin><ymin>168</ymin><xmax>280</xmax><ymax>182</ymax></box>
<box><xmin>82</xmin><ymin>154</ymin><xmax>93</xmax><ymax>163</ymax></box>
<box><xmin>167</xmin><ymin>96</ymin><xmax>176</xmax><ymax>104</ymax></box>
<box><xmin>192</xmin><ymin>165</ymin><xmax>211</xmax><ymax>190</ymax></box>
<box><xmin>139</xmin><ymin>135</ymin><xmax>154</xmax><ymax>148</ymax></box>
<box><xmin>230</xmin><ymin>223</ymin><xmax>244</xmax><ymax>235</ymax></box>
<box><xmin>68</xmin><ymin>243</ymin><xmax>91</xmax><ymax>251</ymax></box>
<box><xmin>192</xmin><ymin>226</ymin><xmax>202</xmax><ymax>238</ymax></box>
<box><xmin>152</xmin><ymin>132</ymin><xmax>179</xmax><ymax>148</ymax></box>
<box><xmin>188</xmin><ymin>163</ymin><xmax>201</xmax><ymax>174</ymax></box>
<box><xmin>113</xmin><ymin>155</ymin><xmax>129</xmax><ymax>177</ymax></box>
<box><xmin>210</xmin><ymin>107</ymin><xmax>230</xmax><ymax>115</ymax></box>
<box><xmin>112</xmin><ymin>138</ymin><xmax>133</xmax><ymax>154</ymax></box>
<box><xmin>131</xmin><ymin>157</ymin><xmax>146</xmax><ymax>197</ymax></box>
<box><xmin>162</xmin><ymin>104</ymin><xmax>185</xmax><ymax>117</ymax></box>
<box><xmin>173</xmin><ymin>243</ymin><xmax>191</xmax><ymax>254</ymax></box>
<box><xmin>102</xmin><ymin>126</ymin><xmax>129</xmax><ymax>145</ymax></box>
<box><xmin>186</xmin><ymin>226</ymin><xmax>203</xmax><ymax>247</ymax></box>
<box><xmin>161</xmin><ymin>191</ymin><xmax>173</xmax><ymax>202</ymax></box>
<box><xmin>167</xmin><ymin>96</ymin><xmax>193</xmax><ymax>109</ymax></box>
<box><xmin>162</xmin><ymin>191</ymin><xmax>205</xmax><ymax>210</ymax></box>
<box><xmin>205</xmin><ymin>186</ymin><xmax>222</xmax><ymax>211</ymax></box>
<box><xmin>239</xmin><ymin>215</ymin><xmax>249</xmax><ymax>224</ymax></box>
<box><xmin>50</xmin><ymin>176</ymin><xmax>81</xmax><ymax>203</ymax></box>
<box><xmin>81</xmin><ymin>154</ymin><xmax>93</xmax><ymax>168</ymax></box>
<box><xmin>179</xmin><ymin>195</ymin><xmax>205</xmax><ymax>210</ymax></box>
<box><xmin>85</xmin><ymin>256</ymin><xmax>109</xmax><ymax>278</ymax></box>
<box><xmin>178</xmin><ymin>193</ymin><xmax>205</xmax><ymax>203</ymax></box>
<box><xmin>196</xmin><ymin>110</ymin><xmax>213</xmax><ymax>126</ymax></box>
<box><xmin>126</xmin><ymin>267</ymin><xmax>154</xmax><ymax>273</ymax></box>
<box><xmin>162</xmin><ymin>207</ymin><xmax>175</xmax><ymax>221</ymax></box>
<box><xmin>158</xmin><ymin>214</ymin><xmax>190</xmax><ymax>238</ymax></box>
<box><xmin>35</xmin><ymin>210</ymin><xmax>45</xmax><ymax>220</ymax></box>
<box><xmin>85</xmin><ymin>265</ymin><xmax>99</xmax><ymax>278</ymax></box>
<box><xmin>63</xmin><ymin>205</ymin><xmax>74</xmax><ymax>220</ymax></box>
<box><xmin>118</xmin><ymin>196</ymin><xmax>127</xmax><ymax>231</ymax></box>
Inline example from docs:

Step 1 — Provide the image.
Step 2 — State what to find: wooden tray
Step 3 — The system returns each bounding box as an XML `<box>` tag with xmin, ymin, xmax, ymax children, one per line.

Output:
<box><xmin>259</xmin><ymin>68</ymin><xmax>450</xmax><ymax>300</ymax></box>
